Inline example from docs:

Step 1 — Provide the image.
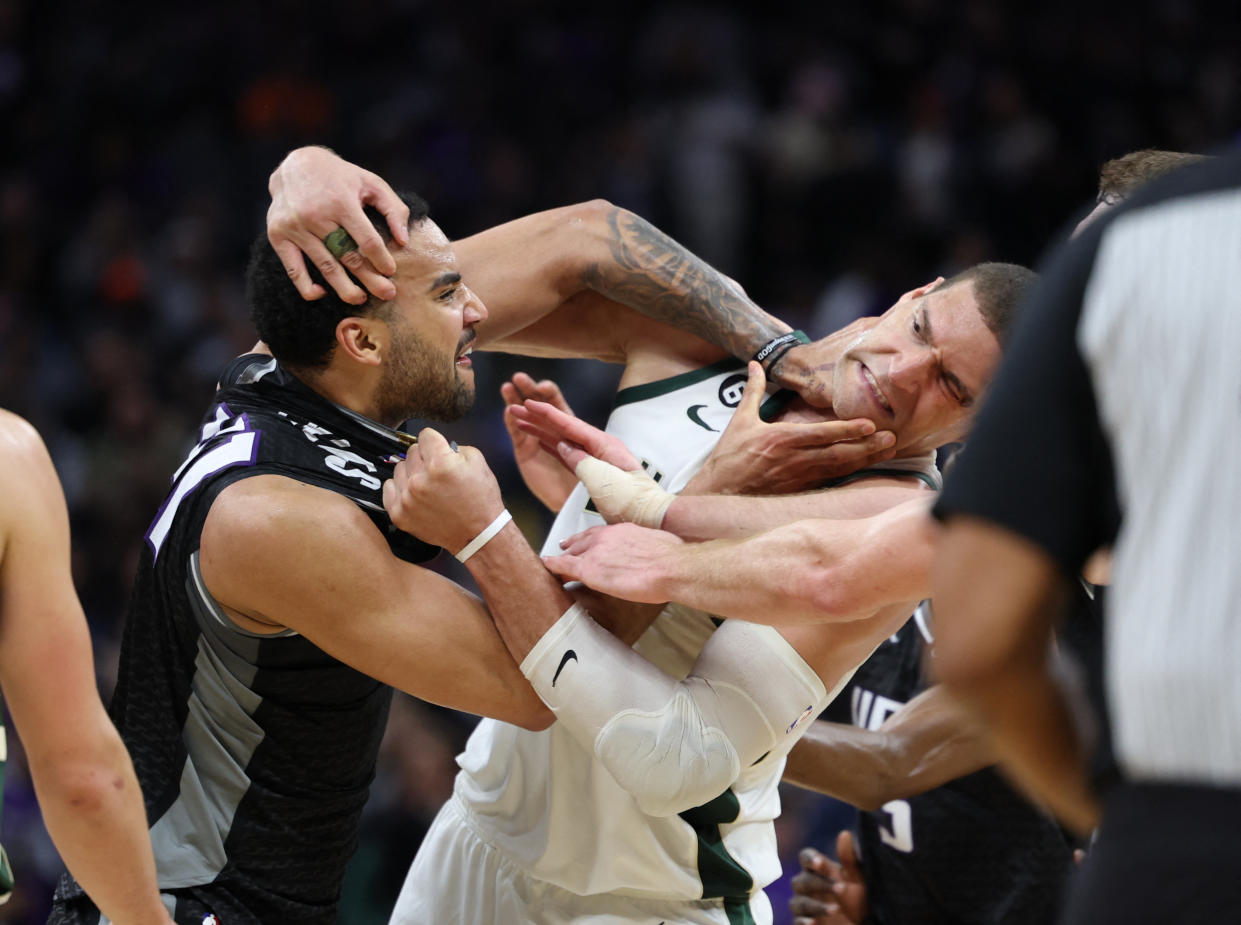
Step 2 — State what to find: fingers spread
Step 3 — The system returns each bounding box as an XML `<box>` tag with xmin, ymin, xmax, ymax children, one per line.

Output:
<box><xmin>270</xmin><ymin>239</ymin><xmax>326</xmax><ymax>301</ymax></box>
<box><xmin>361</xmin><ymin>173</ymin><xmax>411</xmax><ymax>249</ymax></box>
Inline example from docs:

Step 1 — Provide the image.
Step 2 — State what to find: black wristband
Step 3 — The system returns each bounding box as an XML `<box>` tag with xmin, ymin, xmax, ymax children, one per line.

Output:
<box><xmin>754</xmin><ymin>330</ymin><xmax>810</xmax><ymax>373</ymax></box>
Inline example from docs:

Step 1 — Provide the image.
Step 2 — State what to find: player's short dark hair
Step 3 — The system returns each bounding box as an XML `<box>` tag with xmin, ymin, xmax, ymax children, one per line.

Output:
<box><xmin>1098</xmin><ymin>149</ymin><xmax>1209</xmax><ymax>201</ymax></box>
<box><xmin>939</xmin><ymin>262</ymin><xmax>1038</xmax><ymax>346</ymax></box>
<box><xmin>246</xmin><ymin>191</ymin><xmax>430</xmax><ymax>370</ymax></box>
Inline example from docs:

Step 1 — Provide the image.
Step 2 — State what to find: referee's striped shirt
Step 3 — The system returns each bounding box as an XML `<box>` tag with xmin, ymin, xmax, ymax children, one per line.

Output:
<box><xmin>935</xmin><ymin>152</ymin><xmax>1241</xmax><ymax>787</ymax></box>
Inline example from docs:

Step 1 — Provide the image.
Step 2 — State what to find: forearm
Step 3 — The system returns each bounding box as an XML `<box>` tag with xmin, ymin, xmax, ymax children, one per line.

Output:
<box><xmin>663</xmin><ymin>485</ymin><xmax>928</xmax><ymax>542</ymax></box>
<box><xmin>569</xmin><ymin>586</ymin><xmax>665</xmax><ymax>647</ymax></box>
<box><xmin>576</xmin><ymin>206</ymin><xmax>791</xmax><ymax>361</ymax></box>
<box><xmin>783</xmin><ymin>721</ymin><xmax>898</xmax><ymax>809</ymax></box>
<box><xmin>784</xmin><ymin>687</ymin><xmax>996</xmax><ymax>810</ymax></box>
<box><xmin>647</xmin><ymin>527</ymin><xmax>848</xmax><ymax>624</ymax></box>
<box><xmin>945</xmin><ymin>662</ymin><xmax>1100</xmax><ymax>835</ymax></box>
<box><xmin>464</xmin><ymin>521</ymin><xmax>577</xmax><ymax>663</ymax></box>
<box><xmin>30</xmin><ymin>724</ymin><xmax>169</xmax><ymax>924</ymax></box>
<box><xmin>652</xmin><ymin>505</ymin><xmax>933</xmax><ymax>625</ymax></box>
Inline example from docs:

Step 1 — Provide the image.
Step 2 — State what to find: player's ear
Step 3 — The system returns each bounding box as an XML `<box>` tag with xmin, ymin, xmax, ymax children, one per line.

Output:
<box><xmin>336</xmin><ymin>316</ymin><xmax>384</xmax><ymax>367</ymax></box>
<box><xmin>899</xmin><ymin>277</ymin><xmax>946</xmax><ymax>303</ymax></box>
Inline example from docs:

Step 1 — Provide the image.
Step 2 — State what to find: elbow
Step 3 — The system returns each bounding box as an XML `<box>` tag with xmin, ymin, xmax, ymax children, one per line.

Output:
<box><xmin>554</xmin><ymin>198</ymin><xmax>619</xmax><ymax>244</ymax></box>
<box><xmin>31</xmin><ymin>758</ymin><xmax>134</xmax><ymax>821</ymax></box>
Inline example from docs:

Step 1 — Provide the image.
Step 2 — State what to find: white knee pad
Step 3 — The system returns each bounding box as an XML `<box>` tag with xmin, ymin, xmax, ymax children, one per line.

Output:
<box><xmin>521</xmin><ymin>605</ymin><xmax>828</xmax><ymax>816</ymax></box>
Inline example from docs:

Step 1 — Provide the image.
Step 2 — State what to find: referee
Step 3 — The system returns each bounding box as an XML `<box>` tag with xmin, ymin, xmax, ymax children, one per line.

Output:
<box><xmin>929</xmin><ymin>150</ymin><xmax>1241</xmax><ymax>922</ymax></box>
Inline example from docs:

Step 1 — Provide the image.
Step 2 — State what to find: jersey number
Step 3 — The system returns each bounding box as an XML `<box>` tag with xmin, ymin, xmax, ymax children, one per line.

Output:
<box><xmin>146</xmin><ymin>406</ymin><xmax>257</xmax><ymax>560</ymax></box>
<box><xmin>878</xmin><ymin>799</ymin><xmax>914</xmax><ymax>853</ymax></box>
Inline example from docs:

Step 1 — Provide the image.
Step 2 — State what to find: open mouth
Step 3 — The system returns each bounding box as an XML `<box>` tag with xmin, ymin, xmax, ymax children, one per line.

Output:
<box><xmin>456</xmin><ymin>332</ymin><xmax>476</xmax><ymax>366</ymax></box>
<box><xmin>860</xmin><ymin>362</ymin><xmax>893</xmax><ymax>416</ymax></box>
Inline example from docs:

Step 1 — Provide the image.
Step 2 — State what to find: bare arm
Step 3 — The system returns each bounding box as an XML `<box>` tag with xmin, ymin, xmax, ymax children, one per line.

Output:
<box><xmin>661</xmin><ymin>480</ymin><xmax>930</xmax><ymax>542</ymax></box>
<box><xmin>546</xmin><ymin>498</ymin><xmax>939</xmax><ymax>625</ymax></box>
<box><xmin>269</xmin><ymin>149</ymin><xmax>821</xmax><ymax>381</ymax></box>
<box><xmin>0</xmin><ymin>413</ymin><xmax>170</xmax><ymax>925</ymax></box>
<box><xmin>931</xmin><ymin>515</ymin><xmax>1100</xmax><ymax>835</ymax></box>
<box><xmin>199</xmin><ymin>473</ymin><xmax>555</xmax><ymax>730</ymax></box>
<box><xmin>783</xmin><ymin>685</ymin><xmax>996</xmax><ymax>810</ymax></box>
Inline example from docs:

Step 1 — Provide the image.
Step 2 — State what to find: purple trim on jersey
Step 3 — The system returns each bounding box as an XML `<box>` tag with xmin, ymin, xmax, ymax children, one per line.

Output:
<box><xmin>145</xmin><ymin>415</ymin><xmax>261</xmax><ymax>560</ymax></box>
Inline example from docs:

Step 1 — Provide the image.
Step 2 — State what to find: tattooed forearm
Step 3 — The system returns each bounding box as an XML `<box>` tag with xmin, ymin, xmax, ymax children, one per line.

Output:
<box><xmin>579</xmin><ymin>208</ymin><xmax>790</xmax><ymax>360</ymax></box>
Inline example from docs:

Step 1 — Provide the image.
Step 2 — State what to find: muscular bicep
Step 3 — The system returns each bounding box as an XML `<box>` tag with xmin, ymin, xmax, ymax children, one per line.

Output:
<box><xmin>200</xmin><ymin>477</ymin><xmax>552</xmax><ymax>729</ymax></box>
<box><xmin>455</xmin><ymin>204</ymin><xmax>604</xmax><ymax>346</ymax></box>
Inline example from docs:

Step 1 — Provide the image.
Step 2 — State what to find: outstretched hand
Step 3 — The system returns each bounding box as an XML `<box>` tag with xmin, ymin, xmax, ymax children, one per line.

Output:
<box><xmin>789</xmin><ymin>833</ymin><xmax>869</xmax><ymax>925</ymax></box>
<box><xmin>267</xmin><ymin>146</ymin><xmax>410</xmax><ymax>304</ymax></box>
<box><xmin>510</xmin><ymin>401</ymin><xmax>671</xmax><ymax>527</ymax></box>
<box><xmin>543</xmin><ymin>523</ymin><xmax>683</xmax><ymax>603</ymax></box>
<box><xmin>501</xmin><ymin>373</ymin><xmax>579</xmax><ymax>512</ymax></box>
<box><xmin>686</xmin><ymin>362</ymin><xmax>896</xmax><ymax>495</ymax></box>
<box><xmin>507</xmin><ymin>399</ymin><xmax>642</xmax><ymax>474</ymax></box>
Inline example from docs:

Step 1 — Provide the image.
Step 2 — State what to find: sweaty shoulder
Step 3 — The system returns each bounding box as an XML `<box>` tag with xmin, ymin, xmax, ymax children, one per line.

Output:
<box><xmin>200</xmin><ymin>474</ymin><xmax>384</xmax><ymax>629</ymax></box>
<box><xmin>0</xmin><ymin>408</ymin><xmax>48</xmax><ymax>471</ymax></box>
<box><xmin>0</xmin><ymin>410</ymin><xmax>63</xmax><ymax>533</ymax></box>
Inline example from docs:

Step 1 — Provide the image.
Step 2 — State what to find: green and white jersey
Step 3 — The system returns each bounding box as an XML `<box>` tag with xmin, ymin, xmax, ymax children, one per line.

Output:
<box><xmin>445</xmin><ymin>358</ymin><xmax>939</xmax><ymax>907</ymax></box>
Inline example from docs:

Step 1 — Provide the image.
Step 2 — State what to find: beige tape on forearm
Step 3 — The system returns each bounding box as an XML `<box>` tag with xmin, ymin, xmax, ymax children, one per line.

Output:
<box><xmin>574</xmin><ymin>456</ymin><xmax>673</xmax><ymax>528</ymax></box>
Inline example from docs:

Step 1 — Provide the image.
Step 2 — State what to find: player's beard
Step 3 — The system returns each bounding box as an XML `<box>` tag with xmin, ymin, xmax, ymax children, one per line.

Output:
<box><xmin>375</xmin><ymin>326</ymin><xmax>475</xmax><ymax>427</ymax></box>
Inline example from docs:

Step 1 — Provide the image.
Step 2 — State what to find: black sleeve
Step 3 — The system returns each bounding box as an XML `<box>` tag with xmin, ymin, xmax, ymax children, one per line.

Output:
<box><xmin>932</xmin><ymin>226</ymin><xmax>1120</xmax><ymax>577</ymax></box>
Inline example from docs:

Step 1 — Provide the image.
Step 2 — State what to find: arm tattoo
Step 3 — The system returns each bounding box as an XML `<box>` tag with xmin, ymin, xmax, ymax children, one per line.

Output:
<box><xmin>579</xmin><ymin>208</ymin><xmax>789</xmax><ymax>359</ymax></box>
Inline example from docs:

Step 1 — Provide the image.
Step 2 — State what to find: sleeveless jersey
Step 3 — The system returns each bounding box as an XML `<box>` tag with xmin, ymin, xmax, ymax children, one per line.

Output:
<box><xmin>53</xmin><ymin>355</ymin><xmax>439</xmax><ymax>924</ymax></box>
<box><xmin>449</xmin><ymin>358</ymin><xmax>940</xmax><ymax>907</ymax></box>
<box><xmin>824</xmin><ymin>601</ymin><xmax>1080</xmax><ymax>925</ymax></box>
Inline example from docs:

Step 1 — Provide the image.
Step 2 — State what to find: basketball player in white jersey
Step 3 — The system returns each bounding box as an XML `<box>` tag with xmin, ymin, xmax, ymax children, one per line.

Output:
<box><xmin>265</xmin><ymin>148</ymin><xmax>1035</xmax><ymax>924</ymax></box>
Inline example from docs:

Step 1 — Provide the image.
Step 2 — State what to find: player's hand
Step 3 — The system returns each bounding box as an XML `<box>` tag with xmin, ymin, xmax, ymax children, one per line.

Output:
<box><xmin>686</xmin><ymin>362</ymin><xmax>895</xmax><ymax>495</ymax></box>
<box><xmin>510</xmin><ymin>400</ymin><xmax>670</xmax><ymax>525</ymax></box>
<box><xmin>543</xmin><ymin>524</ymin><xmax>682</xmax><ymax>604</ymax></box>
<box><xmin>501</xmin><ymin>373</ymin><xmax>578</xmax><ymax>512</ymax></box>
<box><xmin>508</xmin><ymin>399</ymin><xmax>642</xmax><ymax>473</ymax></box>
<box><xmin>773</xmin><ymin>317</ymin><xmax>880</xmax><ymax>408</ymax></box>
<box><xmin>267</xmin><ymin>146</ymin><xmax>410</xmax><ymax>304</ymax></box>
<box><xmin>789</xmin><ymin>834</ymin><xmax>868</xmax><ymax>925</ymax></box>
<box><xmin>382</xmin><ymin>427</ymin><xmax>504</xmax><ymax>551</ymax></box>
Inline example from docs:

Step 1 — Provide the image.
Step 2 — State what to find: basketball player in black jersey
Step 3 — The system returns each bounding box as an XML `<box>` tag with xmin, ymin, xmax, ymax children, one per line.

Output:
<box><xmin>50</xmin><ymin>156</ymin><xmax>896</xmax><ymax>921</ymax></box>
<box><xmin>785</xmin><ymin>586</ymin><xmax>1107</xmax><ymax>924</ymax></box>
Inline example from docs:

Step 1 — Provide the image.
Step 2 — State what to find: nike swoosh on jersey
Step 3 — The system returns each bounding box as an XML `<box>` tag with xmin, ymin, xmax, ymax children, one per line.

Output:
<box><xmin>686</xmin><ymin>404</ymin><xmax>718</xmax><ymax>432</ymax></box>
<box><xmin>552</xmin><ymin>649</ymin><xmax>578</xmax><ymax>686</ymax></box>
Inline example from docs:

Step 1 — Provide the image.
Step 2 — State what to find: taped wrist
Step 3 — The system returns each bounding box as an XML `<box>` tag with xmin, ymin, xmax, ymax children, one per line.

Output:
<box><xmin>521</xmin><ymin>607</ymin><xmax>828</xmax><ymax>816</ymax></box>
<box><xmin>574</xmin><ymin>456</ymin><xmax>673</xmax><ymax>528</ymax></box>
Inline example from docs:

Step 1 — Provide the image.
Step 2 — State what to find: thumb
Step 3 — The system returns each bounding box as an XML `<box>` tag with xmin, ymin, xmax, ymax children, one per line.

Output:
<box><xmin>837</xmin><ymin>829</ymin><xmax>860</xmax><ymax>875</ymax></box>
<box><xmin>736</xmin><ymin>361</ymin><xmax>768</xmax><ymax>419</ymax></box>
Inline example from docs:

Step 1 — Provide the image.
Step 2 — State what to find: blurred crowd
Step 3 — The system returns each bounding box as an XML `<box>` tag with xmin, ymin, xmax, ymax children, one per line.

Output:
<box><xmin>1</xmin><ymin>0</ymin><xmax>1238</xmax><ymax>921</ymax></box>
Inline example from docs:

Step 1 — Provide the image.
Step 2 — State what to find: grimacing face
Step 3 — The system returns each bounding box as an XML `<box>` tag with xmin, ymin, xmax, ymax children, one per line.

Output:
<box><xmin>373</xmin><ymin>218</ymin><xmax>487</xmax><ymax>426</ymax></box>
<box><xmin>830</xmin><ymin>279</ymin><xmax>1001</xmax><ymax>456</ymax></box>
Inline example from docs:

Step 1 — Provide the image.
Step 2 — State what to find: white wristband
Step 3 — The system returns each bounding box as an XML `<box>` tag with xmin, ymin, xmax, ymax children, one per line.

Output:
<box><xmin>455</xmin><ymin>509</ymin><xmax>513</xmax><ymax>563</ymax></box>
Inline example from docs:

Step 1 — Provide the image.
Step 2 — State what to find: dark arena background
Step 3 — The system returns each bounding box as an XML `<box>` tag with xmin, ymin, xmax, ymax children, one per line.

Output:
<box><xmin>1</xmin><ymin>1</ymin><xmax>1237</xmax><ymax>921</ymax></box>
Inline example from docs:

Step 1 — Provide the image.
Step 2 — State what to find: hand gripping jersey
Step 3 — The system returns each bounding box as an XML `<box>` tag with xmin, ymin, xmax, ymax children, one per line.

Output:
<box><xmin>823</xmin><ymin>600</ymin><xmax>1087</xmax><ymax>925</ymax></box>
<box><xmin>52</xmin><ymin>356</ymin><xmax>439</xmax><ymax>925</ymax></box>
<box><xmin>419</xmin><ymin>359</ymin><xmax>941</xmax><ymax>919</ymax></box>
